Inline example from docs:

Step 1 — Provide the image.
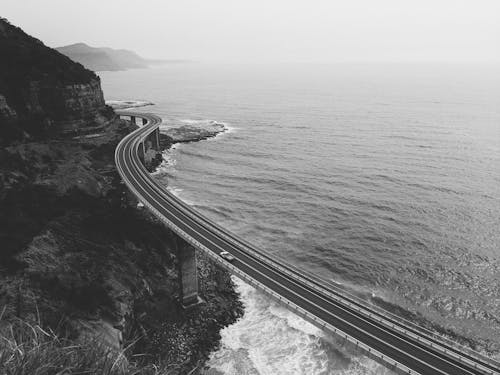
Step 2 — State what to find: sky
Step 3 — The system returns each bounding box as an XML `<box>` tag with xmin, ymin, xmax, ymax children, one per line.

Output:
<box><xmin>2</xmin><ymin>0</ymin><xmax>500</xmax><ymax>63</ymax></box>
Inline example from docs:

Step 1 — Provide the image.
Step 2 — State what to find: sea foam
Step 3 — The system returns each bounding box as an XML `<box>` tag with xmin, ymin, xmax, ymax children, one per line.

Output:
<box><xmin>206</xmin><ymin>277</ymin><xmax>393</xmax><ymax>375</ymax></box>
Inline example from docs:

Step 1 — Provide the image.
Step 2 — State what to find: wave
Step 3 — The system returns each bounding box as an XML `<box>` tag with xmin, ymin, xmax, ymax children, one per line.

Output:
<box><xmin>165</xmin><ymin>186</ymin><xmax>198</xmax><ymax>206</ymax></box>
<box><xmin>206</xmin><ymin>278</ymin><xmax>394</xmax><ymax>375</ymax></box>
<box><xmin>103</xmin><ymin>63</ymin><xmax>500</xmax><ymax>373</ymax></box>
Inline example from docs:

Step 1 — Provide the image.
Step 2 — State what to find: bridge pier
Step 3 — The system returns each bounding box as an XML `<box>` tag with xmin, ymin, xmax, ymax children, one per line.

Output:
<box><xmin>142</xmin><ymin>129</ymin><xmax>161</xmax><ymax>168</ymax></box>
<box><xmin>138</xmin><ymin>141</ymin><xmax>145</xmax><ymax>164</ymax></box>
<box><xmin>130</xmin><ymin>116</ymin><xmax>136</xmax><ymax>125</ymax></box>
<box><xmin>175</xmin><ymin>236</ymin><xmax>203</xmax><ymax>309</ymax></box>
<box><xmin>154</xmin><ymin>128</ymin><xmax>160</xmax><ymax>151</ymax></box>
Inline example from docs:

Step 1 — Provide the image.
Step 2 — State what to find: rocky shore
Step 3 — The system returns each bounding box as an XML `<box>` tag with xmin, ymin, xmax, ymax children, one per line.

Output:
<box><xmin>0</xmin><ymin>18</ymin><xmax>243</xmax><ymax>374</ymax></box>
<box><xmin>106</xmin><ymin>100</ymin><xmax>228</xmax><ymax>145</ymax></box>
<box><xmin>164</xmin><ymin>121</ymin><xmax>227</xmax><ymax>143</ymax></box>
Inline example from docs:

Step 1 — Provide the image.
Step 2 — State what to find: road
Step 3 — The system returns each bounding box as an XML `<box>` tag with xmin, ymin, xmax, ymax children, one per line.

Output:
<box><xmin>115</xmin><ymin>111</ymin><xmax>500</xmax><ymax>375</ymax></box>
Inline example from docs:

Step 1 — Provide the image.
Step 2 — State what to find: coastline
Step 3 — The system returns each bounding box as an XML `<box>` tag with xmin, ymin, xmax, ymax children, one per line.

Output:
<box><xmin>5</xmin><ymin>11</ymin><xmax>500</xmax><ymax>373</ymax></box>
<box><xmin>0</xmin><ymin>107</ymin><xmax>243</xmax><ymax>374</ymax></box>
<box><xmin>112</xmin><ymin>101</ymin><xmax>243</xmax><ymax>372</ymax></box>
<box><xmin>118</xmin><ymin>101</ymin><xmax>500</xmax><ymax>373</ymax></box>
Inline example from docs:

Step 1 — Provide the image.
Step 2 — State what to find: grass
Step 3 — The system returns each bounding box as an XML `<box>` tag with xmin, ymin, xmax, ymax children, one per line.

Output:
<box><xmin>0</xmin><ymin>316</ymin><xmax>177</xmax><ymax>375</ymax></box>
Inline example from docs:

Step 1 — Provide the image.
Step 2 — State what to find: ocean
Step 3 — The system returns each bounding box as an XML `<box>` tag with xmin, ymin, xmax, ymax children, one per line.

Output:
<box><xmin>100</xmin><ymin>63</ymin><xmax>500</xmax><ymax>374</ymax></box>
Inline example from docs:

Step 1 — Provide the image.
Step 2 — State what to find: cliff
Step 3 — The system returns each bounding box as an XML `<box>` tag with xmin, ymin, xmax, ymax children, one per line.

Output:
<box><xmin>0</xmin><ymin>19</ymin><xmax>112</xmax><ymax>142</ymax></box>
<box><xmin>0</xmin><ymin>18</ymin><xmax>242</xmax><ymax>374</ymax></box>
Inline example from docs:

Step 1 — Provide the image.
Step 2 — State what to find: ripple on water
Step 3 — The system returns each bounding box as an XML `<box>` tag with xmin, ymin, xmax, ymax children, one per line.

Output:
<box><xmin>100</xmin><ymin>63</ymin><xmax>500</xmax><ymax>373</ymax></box>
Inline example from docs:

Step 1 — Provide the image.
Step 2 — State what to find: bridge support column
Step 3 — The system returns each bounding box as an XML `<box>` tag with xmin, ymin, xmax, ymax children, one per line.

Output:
<box><xmin>154</xmin><ymin>128</ymin><xmax>161</xmax><ymax>151</ymax></box>
<box><xmin>130</xmin><ymin>116</ymin><xmax>136</xmax><ymax>125</ymax></box>
<box><xmin>139</xmin><ymin>141</ymin><xmax>145</xmax><ymax>164</ymax></box>
<box><xmin>142</xmin><ymin>118</ymin><xmax>147</xmax><ymax>125</ymax></box>
<box><xmin>175</xmin><ymin>236</ymin><xmax>203</xmax><ymax>309</ymax></box>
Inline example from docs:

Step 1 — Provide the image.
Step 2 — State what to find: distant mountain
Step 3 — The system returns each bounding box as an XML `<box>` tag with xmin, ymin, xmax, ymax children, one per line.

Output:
<box><xmin>56</xmin><ymin>43</ymin><xmax>149</xmax><ymax>71</ymax></box>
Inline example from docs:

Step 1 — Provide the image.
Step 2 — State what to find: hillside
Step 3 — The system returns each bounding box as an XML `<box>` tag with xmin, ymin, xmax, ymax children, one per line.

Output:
<box><xmin>0</xmin><ymin>17</ymin><xmax>242</xmax><ymax>374</ymax></box>
<box><xmin>0</xmin><ymin>18</ymin><xmax>112</xmax><ymax>142</ymax></box>
<box><xmin>56</xmin><ymin>43</ymin><xmax>149</xmax><ymax>71</ymax></box>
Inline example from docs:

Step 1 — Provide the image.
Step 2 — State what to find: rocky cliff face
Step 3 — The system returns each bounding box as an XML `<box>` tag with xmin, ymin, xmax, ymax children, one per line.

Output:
<box><xmin>27</xmin><ymin>79</ymin><xmax>110</xmax><ymax>134</ymax></box>
<box><xmin>0</xmin><ymin>18</ymin><xmax>112</xmax><ymax>142</ymax></box>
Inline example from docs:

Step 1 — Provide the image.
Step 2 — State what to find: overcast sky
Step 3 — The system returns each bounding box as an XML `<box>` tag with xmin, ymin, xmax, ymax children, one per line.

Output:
<box><xmin>2</xmin><ymin>0</ymin><xmax>500</xmax><ymax>63</ymax></box>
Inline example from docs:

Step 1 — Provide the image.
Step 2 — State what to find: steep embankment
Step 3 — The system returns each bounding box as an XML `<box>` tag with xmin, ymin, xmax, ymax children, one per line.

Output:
<box><xmin>0</xmin><ymin>18</ymin><xmax>242</xmax><ymax>374</ymax></box>
<box><xmin>0</xmin><ymin>21</ymin><xmax>113</xmax><ymax>141</ymax></box>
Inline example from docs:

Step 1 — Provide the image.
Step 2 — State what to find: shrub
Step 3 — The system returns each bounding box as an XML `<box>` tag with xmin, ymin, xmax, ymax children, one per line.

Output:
<box><xmin>0</xmin><ymin>317</ymin><xmax>171</xmax><ymax>375</ymax></box>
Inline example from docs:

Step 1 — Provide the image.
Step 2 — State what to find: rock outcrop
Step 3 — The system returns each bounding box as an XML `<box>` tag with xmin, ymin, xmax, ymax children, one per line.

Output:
<box><xmin>164</xmin><ymin>121</ymin><xmax>227</xmax><ymax>143</ymax></box>
<box><xmin>24</xmin><ymin>79</ymin><xmax>110</xmax><ymax>134</ymax></box>
<box><xmin>0</xmin><ymin>18</ymin><xmax>113</xmax><ymax>142</ymax></box>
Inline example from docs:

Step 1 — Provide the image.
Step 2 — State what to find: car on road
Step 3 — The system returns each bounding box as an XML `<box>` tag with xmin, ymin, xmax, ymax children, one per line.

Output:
<box><xmin>220</xmin><ymin>251</ymin><xmax>235</xmax><ymax>262</ymax></box>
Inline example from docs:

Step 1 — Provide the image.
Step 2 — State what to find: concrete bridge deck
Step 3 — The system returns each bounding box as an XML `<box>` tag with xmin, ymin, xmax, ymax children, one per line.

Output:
<box><xmin>115</xmin><ymin>111</ymin><xmax>500</xmax><ymax>375</ymax></box>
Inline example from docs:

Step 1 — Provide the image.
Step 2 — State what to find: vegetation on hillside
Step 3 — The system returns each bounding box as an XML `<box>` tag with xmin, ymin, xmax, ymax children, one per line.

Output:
<box><xmin>0</xmin><ymin>317</ymin><xmax>178</xmax><ymax>375</ymax></box>
<box><xmin>0</xmin><ymin>17</ymin><xmax>97</xmax><ymax>90</ymax></box>
<box><xmin>0</xmin><ymin>17</ymin><xmax>106</xmax><ymax>141</ymax></box>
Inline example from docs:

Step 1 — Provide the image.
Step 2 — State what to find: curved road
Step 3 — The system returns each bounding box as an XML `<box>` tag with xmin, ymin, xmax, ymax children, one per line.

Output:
<box><xmin>115</xmin><ymin>111</ymin><xmax>500</xmax><ymax>375</ymax></box>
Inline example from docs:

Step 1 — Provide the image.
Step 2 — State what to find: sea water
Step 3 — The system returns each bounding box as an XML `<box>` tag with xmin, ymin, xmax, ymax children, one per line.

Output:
<box><xmin>100</xmin><ymin>63</ymin><xmax>500</xmax><ymax>374</ymax></box>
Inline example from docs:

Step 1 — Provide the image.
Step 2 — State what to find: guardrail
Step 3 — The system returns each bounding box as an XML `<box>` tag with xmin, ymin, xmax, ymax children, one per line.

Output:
<box><xmin>115</xmin><ymin>111</ymin><xmax>500</xmax><ymax>375</ymax></box>
<box><xmin>137</xmin><ymin>164</ymin><xmax>499</xmax><ymax>373</ymax></box>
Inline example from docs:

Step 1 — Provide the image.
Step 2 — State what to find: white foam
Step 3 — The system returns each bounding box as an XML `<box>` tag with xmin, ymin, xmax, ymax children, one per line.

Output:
<box><xmin>224</xmin><ymin>124</ymin><xmax>237</xmax><ymax>134</ymax></box>
<box><xmin>151</xmin><ymin>141</ymin><xmax>182</xmax><ymax>176</ymax></box>
<box><xmin>164</xmin><ymin>186</ymin><xmax>197</xmax><ymax>206</ymax></box>
<box><xmin>207</xmin><ymin>277</ymin><xmax>392</xmax><ymax>375</ymax></box>
<box><xmin>214</xmin><ymin>123</ymin><xmax>237</xmax><ymax>138</ymax></box>
<box><xmin>162</xmin><ymin>151</ymin><xmax>178</xmax><ymax>168</ymax></box>
<box><xmin>267</xmin><ymin>303</ymin><xmax>323</xmax><ymax>337</ymax></box>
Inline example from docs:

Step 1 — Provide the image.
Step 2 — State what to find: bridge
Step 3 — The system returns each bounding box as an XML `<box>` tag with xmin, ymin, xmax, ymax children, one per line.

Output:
<box><xmin>115</xmin><ymin>111</ymin><xmax>500</xmax><ymax>375</ymax></box>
